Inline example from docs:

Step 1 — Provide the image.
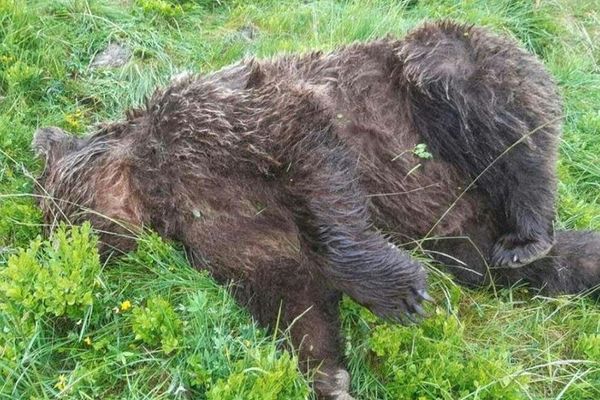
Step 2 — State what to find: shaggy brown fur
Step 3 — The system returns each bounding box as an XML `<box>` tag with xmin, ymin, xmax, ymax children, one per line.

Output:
<box><xmin>33</xmin><ymin>21</ymin><xmax>600</xmax><ymax>399</ymax></box>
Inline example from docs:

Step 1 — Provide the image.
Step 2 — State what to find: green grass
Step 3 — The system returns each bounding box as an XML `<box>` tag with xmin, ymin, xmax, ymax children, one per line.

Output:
<box><xmin>1</xmin><ymin>0</ymin><xmax>599</xmax><ymax>398</ymax></box>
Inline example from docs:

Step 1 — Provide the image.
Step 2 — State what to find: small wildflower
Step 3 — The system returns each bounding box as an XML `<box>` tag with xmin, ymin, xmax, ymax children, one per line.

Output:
<box><xmin>64</xmin><ymin>108</ymin><xmax>85</xmax><ymax>131</ymax></box>
<box><xmin>120</xmin><ymin>300</ymin><xmax>132</xmax><ymax>312</ymax></box>
<box><xmin>55</xmin><ymin>374</ymin><xmax>67</xmax><ymax>391</ymax></box>
<box><xmin>0</xmin><ymin>55</ymin><xmax>15</xmax><ymax>64</ymax></box>
<box><xmin>84</xmin><ymin>336</ymin><xmax>92</xmax><ymax>346</ymax></box>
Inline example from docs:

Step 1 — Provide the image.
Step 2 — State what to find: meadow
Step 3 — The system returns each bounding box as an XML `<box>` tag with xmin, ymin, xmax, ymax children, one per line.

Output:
<box><xmin>1</xmin><ymin>0</ymin><xmax>599</xmax><ymax>398</ymax></box>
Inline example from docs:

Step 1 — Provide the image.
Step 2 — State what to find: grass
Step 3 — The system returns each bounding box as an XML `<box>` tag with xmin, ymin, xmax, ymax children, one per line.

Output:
<box><xmin>0</xmin><ymin>0</ymin><xmax>599</xmax><ymax>398</ymax></box>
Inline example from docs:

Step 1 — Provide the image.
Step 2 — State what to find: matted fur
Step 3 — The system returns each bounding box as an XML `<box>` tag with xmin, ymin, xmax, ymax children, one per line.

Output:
<box><xmin>33</xmin><ymin>21</ymin><xmax>600</xmax><ymax>399</ymax></box>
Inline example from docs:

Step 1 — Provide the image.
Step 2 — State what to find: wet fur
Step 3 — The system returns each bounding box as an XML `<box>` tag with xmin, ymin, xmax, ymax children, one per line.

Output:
<box><xmin>33</xmin><ymin>21</ymin><xmax>600</xmax><ymax>399</ymax></box>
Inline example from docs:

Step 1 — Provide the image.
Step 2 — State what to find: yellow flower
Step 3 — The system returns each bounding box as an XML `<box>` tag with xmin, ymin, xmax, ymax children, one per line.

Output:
<box><xmin>120</xmin><ymin>300</ymin><xmax>132</xmax><ymax>312</ymax></box>
<box><xmin>64</xmin><ymin>108</ymin><xmax>85</xmax><ymax>131</ymax></box>
<box><xmin>55</xmin><ymin>374</ymin><xmax>67</xmax><ymax>391</ymax></box>
<box><xmin>0</xmin><ymin>55</ymin><xmax>15</xmax><ymax>64</ymax></box>
<box><xmin>84</xmin><ymin>336</ymin><xmax>92</xmax><ymax>346</ymax></box>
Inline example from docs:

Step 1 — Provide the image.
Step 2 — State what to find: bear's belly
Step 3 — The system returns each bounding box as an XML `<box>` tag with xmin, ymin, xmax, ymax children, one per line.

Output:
<box><xmin>333</xmin><ymin>118</ymin><xmax>476</xmax><ymax>243</ymax></box>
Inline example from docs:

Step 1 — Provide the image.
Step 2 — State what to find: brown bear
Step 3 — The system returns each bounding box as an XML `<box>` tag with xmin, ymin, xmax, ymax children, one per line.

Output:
<box><xmin>32</xmin><ymin>21</ymin><xmax>600</xmax><ymax>399</ymax></box>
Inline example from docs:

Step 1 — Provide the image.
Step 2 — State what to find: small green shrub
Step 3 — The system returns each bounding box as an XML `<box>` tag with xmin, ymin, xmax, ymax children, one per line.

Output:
<box><xmin>206</xmin><ymin>348</ymin><xmax>309</xmax><ymax>400</ymax></box>
<box><xmin>0</xmin><ymin>223</ymin><xmax>102</xmax><ymax>394</ymax></box>
<box><xmin>4</xmin><ymin>61</ymin><xmax>43</xmax><ymax>93</ymax></box>
<box><xmin>131</xmin><ymin>295</ymin><xmax>183</xmax><ymax>354</ymax></box>
<box><xmin>0</xmin><ymin>222</ymin><xmax>100</xmax><ymax>320</ymax></box>
<box><xmin>369</xmin><ymin>310</ymin><xmax>529</xmax><ymax>399</ymax></box>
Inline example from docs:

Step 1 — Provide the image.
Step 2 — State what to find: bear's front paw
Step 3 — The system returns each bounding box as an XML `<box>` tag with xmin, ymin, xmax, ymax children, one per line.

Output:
<box><xmin>366</xmin><ymin>267</ymin><xmax>433</xmax><ymax>324</ymax></box>
<box><xmin>491</xmin><ymin>233</ymin><xmax>553</xmax><ymax>268</ymax></box>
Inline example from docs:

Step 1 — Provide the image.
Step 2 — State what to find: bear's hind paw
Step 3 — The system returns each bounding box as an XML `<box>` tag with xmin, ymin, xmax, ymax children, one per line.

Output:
<box><xmin>491</xmin><ymin>233</ymin><xmax>553</xmax><ymax>268</ymax></box>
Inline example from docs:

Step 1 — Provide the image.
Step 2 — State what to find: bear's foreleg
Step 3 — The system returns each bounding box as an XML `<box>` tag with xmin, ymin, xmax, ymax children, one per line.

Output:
<box><xmin>284</xmin><ymin>129</ymin><xmax>429</xmax><ymax>322</ymax></box>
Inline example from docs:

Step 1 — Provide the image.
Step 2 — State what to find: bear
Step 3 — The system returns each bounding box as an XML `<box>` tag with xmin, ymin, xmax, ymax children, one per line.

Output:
<box><xmin>32</xmin><ymin>21</ymin><xmax>600</xmax><ymax>399</ymax></box>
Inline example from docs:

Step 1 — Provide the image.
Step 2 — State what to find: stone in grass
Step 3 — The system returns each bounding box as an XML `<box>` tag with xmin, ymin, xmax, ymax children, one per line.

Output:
<box><xmin>90</xmin><ymin>43</ymin><xmax>132</xmax><ymax>69</ymax></box>
<box><xmin>238</xmin><ymin>24</ymin><xmax>259</xmax><ymax>41</ymax></box>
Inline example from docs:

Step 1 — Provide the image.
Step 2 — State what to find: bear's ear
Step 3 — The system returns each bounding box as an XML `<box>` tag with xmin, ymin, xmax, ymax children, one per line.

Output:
<box><xmin>32</xmin><ymin>127</ymin><xmax>76</xmax><ymax>164</ymax></box>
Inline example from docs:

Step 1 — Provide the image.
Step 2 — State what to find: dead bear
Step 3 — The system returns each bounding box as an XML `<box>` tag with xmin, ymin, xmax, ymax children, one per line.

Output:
<box><xmin>32</xmin><ymin>21</ymin><xmax>600</xmax><ymax>399</ymax></box>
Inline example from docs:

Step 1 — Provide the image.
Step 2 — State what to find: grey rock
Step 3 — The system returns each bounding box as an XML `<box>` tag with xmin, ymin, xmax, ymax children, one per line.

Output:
<box><xmin>238</xmin><ymin>24</ymin><xmax>259</xmax><ymax>41</ymax></box>
<box><xmin>90</xmin><ymin>43</ymin><xmax>131</xmax><ymax>68</ymax></box>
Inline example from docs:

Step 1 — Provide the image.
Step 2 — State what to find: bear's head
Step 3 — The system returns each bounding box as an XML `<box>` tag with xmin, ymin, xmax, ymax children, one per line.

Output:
<box><xmin>32</xmin><ymin>124</ymin><xmax>144</xmax><ymax>254</ymax></box>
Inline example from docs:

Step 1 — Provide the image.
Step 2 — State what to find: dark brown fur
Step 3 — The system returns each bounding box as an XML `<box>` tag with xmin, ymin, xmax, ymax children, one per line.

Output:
<box><xmin>32</xmin><ymin>21</ymin><xmax>600</xmax><ymax>399</ymax></box>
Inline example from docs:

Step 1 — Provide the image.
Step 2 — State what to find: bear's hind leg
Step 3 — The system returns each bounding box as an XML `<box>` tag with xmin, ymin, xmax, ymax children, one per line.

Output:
<box><xmin>239</xmin><ymin>261</ymin><xmax>354</xmax><ymax>400</ymax></box>
<box><xmin>184</xmin><ymin>210</ymin><xmax>354</xmax><ymax>399</ymax></box>
<box><xmin>425</xmin><ymin>211</ymin><xmax>600</xmax><ymax>297</ymax></box>
<box><xmin>285</xmin><ymin>285</ymin><xmax>354</xmax><ymax>400</ymax></box>
<box><xmin>500</xmin><ymin>230</ymin><xmax>600</xmax><ymax>296</ymax></box>
<box><xmin>397</xmin><ymin>21</ymin><xmax>562</xmax><ymax>268</ymax></box>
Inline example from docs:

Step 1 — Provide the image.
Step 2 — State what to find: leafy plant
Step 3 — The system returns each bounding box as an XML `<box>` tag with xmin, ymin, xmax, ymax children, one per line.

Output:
<box><xmin>413</xmin><ymin>143</ymin><xmax>433</xmax><ymax>160</ymax></box>
<box><xmin>0</xmin><ymin>222</ymin><xmax>100</xmax><ymax>321</ymax></box>
<box><xmin>369</xmin><ymin>311</ymin><xmax>529</xmax><ymax>399</ymax></box>
<box><xmin>132</xmin><ymin>296</ymin><xmax>183</xmax><ymax>354</ymax></box>
<box><xmin>206</xmin><ymin>349</ymin><xmax>309</xmax><ymax>400</ymax></box>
